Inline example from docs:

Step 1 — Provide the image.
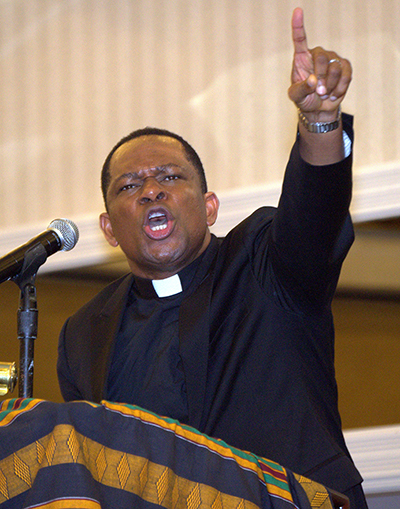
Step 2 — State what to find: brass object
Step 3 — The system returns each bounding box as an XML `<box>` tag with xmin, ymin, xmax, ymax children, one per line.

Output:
<box><xmin>0</xmin><ymin>362</ymin><xmax>18</xmax><ymax>396</ymax></box>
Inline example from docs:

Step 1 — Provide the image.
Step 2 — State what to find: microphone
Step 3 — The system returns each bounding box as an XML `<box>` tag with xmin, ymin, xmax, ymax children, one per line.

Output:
<box><xmin>0</xmin><ymin>218</ymin><xmax>79</xmax><ymax>284</ymax></box>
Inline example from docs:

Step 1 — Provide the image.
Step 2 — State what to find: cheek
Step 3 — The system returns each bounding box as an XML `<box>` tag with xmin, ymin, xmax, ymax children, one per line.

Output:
<box><xmin>109</xmin><ymin>201</ymin><xmax>139</xmax><ymax>226</ymax></box>
<box><xmin>181</xmin><ymin>205</ymin><xmax>209</xmax><ymax>239</ymax></box>
<box><xmin>182</xmin><ymin>192</ymin><xmax>207</xmax><ymax>216</ymax></box>
<box><xmin>109</xmin><ymin>214</ymin><xmax>142</xmax><ymax>248</ymax></box>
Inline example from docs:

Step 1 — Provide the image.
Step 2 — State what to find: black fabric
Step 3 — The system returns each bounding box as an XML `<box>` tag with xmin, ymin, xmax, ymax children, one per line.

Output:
<box><xmin>58</xmin><ymin>115</ymin><xmax>365</xmax><ymax>503</ymax></box>
<box><xmin>107</xmin><ymin>286</ymin><xmax>188</xmax><ymax>421</ymax></box>
<box><xmin>107</xmin><ymin>247</ymin><xmax>210</xmax><ymax>422</ymax></box>
<box><xmin>107</xmin><ymin>249</ymin><xmax>207</xmax><ymax>422</ymax></box>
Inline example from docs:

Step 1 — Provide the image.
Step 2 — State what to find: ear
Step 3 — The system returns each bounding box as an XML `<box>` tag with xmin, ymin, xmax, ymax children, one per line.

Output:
<box><xmin>99</xmin><ymin>212</ymin><xmax>119</xmax><ymax>247</ymax></box>
<box><xmin>204</xmin><ymin>191</ymin><xmax>219</xmax><ymax>227</ymax></box>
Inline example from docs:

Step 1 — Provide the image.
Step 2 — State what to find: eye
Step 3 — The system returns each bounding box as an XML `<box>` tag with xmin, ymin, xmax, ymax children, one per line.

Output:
<box><xmin>119</xmin><ymin>182</ymin><xmax>140</xmax><ymax>193</ymax></box>
<box><xmin>163</xmin><ymin>175</ymin><xmax>180</xmax><ymax>182</ymax></box>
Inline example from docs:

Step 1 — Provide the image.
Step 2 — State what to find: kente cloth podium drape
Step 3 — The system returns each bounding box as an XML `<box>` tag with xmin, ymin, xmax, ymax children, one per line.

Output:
<box><xmin>0</xmin><ymin>399</ymin><xmax>334</xmax><ymax>509</ymax></box>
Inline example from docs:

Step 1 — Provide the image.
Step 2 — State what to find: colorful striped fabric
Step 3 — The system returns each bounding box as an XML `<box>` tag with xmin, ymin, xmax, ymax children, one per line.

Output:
<box><xmin>0</xmin><ymin>399</ymin><xmax>334</xmax><ymax>509</ymax></box>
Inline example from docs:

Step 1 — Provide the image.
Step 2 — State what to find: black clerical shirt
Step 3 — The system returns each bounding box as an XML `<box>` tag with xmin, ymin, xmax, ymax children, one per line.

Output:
<box><xmin>107</xmin><ymin>252</ymin><xmax>205</xmax><ymax>423</ymax></box>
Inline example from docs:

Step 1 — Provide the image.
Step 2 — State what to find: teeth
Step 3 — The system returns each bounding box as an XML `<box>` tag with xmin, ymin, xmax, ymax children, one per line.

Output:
<box><xmin>150</xmin><ymin>224</ymin><xmax>167</xmax><ymax>231</ymax></box>
<box><xmin>149</xmin><ymin>212</ymin><xmax>165</xmax><ymax>220</ymax></box>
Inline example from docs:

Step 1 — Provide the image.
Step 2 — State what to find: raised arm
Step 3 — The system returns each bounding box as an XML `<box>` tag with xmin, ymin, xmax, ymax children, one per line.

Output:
<box><xmin>259</xmin><ymin>9</ymin><xmax>354</xmax><ymax>312</ymax></box>
<box><xmin>288</xmin><ymin>8</ymin><xmax>352</xmax><ymax>165</ymax></box>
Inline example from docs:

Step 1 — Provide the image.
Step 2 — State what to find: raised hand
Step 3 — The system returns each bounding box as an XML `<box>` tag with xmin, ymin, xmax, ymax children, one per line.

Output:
<box><xmin>288</xmin><ymin>7</ymin><xmax>352</xmax><ymax>117</ymax></box>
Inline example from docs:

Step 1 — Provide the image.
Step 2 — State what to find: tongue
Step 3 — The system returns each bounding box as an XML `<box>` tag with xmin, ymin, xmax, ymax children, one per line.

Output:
<box><xmin>150</xmin><ymin>216</ymin><xmax>167</xmax><ymax>229</ymax></box>
<box><xmin>144</xmin><ymin>215</ymin><xmax>174</xmax><ymax>239</ymax></box>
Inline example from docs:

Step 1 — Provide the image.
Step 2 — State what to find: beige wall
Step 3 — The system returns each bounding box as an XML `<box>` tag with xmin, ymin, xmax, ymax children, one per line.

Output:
<box><xmin>1</xmin><ymin>0</ymin><xmax>400</xmax><ymax>236</ymax></box>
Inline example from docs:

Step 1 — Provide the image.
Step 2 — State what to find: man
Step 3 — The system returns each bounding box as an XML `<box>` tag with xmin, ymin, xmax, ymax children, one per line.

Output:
<box><xmin>58</xmin><ymin>8</ymin><xmax>367</xmax><ymax>508</ymax></box>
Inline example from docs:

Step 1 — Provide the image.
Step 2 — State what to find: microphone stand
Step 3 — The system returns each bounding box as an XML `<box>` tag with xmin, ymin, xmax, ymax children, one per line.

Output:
<box><xmin>12</xmin><ymin>243</ymin><xmax>48</xmax><ymax>398</ymax></box>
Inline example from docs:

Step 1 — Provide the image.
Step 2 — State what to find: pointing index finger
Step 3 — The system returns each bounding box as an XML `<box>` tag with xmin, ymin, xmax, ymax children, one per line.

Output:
<box><xmin>292</xmin><ymin>7</ymin><xmax>308</xmax><ymax>56</ymax></box>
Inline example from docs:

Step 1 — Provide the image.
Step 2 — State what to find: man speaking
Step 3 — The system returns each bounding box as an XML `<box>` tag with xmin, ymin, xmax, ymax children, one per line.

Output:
<box><xmin>58</xmin><ymin>9</ymin><xmax>367</xmax><ymax>508</ymax></box>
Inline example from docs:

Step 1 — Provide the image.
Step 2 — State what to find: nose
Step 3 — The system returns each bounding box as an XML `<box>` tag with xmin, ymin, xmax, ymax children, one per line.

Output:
<box><xmin>139</xmin><ymin>177</ymin><xmax>166</xmax><ymax>204</ymax></box>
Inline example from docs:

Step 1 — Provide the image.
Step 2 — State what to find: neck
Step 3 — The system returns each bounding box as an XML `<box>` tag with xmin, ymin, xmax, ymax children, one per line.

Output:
<box><xmin>128</xmin><ymin>235</ymin><xmax>212</xmax><ymax>280</ymax></box>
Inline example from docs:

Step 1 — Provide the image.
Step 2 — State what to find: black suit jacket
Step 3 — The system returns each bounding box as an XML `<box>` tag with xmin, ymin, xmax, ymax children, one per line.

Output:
<box><xmin>58</xmin><ymin>115</ymin><xmax>363</xmax><ymax>494</ymax></box>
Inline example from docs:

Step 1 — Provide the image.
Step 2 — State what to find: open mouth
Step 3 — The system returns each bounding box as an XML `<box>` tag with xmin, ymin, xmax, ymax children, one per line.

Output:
<box><xmin>148</xmin><ymin>211</ymin><xmax>168</xmax><ymax>231</ymax></box>
<box><xmin>144</xmin><ymin>207</ymin><xmax>174</xmax><ymax>239</ymax></box>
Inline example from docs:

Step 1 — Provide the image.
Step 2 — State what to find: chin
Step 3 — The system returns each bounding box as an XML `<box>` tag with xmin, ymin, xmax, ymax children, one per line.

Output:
<box><xmin>147</xmin><ymin>245</ymin><xmax>187</xmax><ymax>268</ymax></box>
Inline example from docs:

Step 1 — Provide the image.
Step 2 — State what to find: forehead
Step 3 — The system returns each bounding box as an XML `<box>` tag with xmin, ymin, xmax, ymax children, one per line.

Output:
<box><xmin>109</xmin><ymin>135</ymin><xmax>191</xmax><ymax>175</ymax></box>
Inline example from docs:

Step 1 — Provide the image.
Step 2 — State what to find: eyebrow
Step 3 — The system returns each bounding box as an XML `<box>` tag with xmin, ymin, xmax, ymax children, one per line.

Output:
<box><xmin>112</xmin><ymin>164</ymin><xmax>185</xmax><ymax>186</ymax></box>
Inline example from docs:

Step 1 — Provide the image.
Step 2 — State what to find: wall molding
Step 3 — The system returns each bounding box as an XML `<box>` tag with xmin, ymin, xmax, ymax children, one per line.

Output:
<box><xmin>1</xmin><ymin>160</ymin><xmax>399</xmax><ymax>274</ymax></box>
<box><xmin>344</xmin><ymin>424</ymin><xmax>400</xmax><ymax>495</ymax></box>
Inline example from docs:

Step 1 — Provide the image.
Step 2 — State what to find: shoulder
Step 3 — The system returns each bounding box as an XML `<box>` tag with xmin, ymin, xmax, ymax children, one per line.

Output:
<box><xmin>66</xmin><ymin>273</ymin><xmax>133</xmax><ymax>323</ymax></box>
<box><xmin>223</xmin><ymin>207</ymin><xmax>276</xmax><ymax>239</ymax></box>
<box><xmin>218</xmin><ymin>206</ymin><xmax>277</xmax><ymax>253</ymax></box>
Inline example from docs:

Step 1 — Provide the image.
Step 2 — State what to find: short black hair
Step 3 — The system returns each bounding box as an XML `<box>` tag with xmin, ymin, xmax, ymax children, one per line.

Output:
<box><xmin>101</xmin><ymin>127</ymin><xmax>207</xmax><ymax>210</ymax></box>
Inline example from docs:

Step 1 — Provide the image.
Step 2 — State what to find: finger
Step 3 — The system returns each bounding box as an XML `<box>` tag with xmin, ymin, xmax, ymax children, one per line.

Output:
<box><xmin>311</xmin><ymin>47</ymin><xmax>331</xmax><ymax>97</ymax></box>
<box><xmin>316</xmin><ymin>53</ymin><xmax>352</xmax><ymax>100</ymax></box>
<box><xmin>325</xmin><ymin>58</ymin><xmax>343</xmax><ymax>95</ymax></box>
<box><xmin>311</xmin><ymin>48</ymin><xmax>346</xmax><ymax>98</ymax></box>
<box><xmin>288</xmin><ymin>74</ymin><xmax>318</xmax><ymax>107</ymax></box>
<box><xmin>327</xmin><ymin>58</ymin><xmax>352</xmax><ymax>101</ymax></box>
<box><xmin>291</xmin><ymin>8</ymin><xmax>309</xmax><ymax>57</ymax></box>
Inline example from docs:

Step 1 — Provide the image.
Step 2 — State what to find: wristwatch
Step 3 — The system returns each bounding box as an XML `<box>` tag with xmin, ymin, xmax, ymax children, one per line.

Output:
<box><xmin>298</xmin><ymin>107</ymin><xmax>341</xmax><ymax>133</ymax></box>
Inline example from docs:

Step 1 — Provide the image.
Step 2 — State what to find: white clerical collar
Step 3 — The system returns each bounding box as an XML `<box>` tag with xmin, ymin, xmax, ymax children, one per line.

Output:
<box><xmin>152</xmin><ymin>274</ymin><xmax>183</xmax><ymax>298</ymax></box>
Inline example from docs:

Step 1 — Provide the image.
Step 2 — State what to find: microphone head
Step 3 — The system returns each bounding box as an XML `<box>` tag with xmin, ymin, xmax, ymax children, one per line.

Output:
<box><xmin>48</xmin><ymin>218</ymin><xmax>79</xmax><ymax>251</ymax></box>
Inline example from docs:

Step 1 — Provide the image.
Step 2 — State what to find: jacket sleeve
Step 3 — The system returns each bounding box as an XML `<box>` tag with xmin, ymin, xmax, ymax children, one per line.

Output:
<box><xmin>256</xmin><ymin>114</ymin><xmax>354</xmax><ymax>314</ymax></box>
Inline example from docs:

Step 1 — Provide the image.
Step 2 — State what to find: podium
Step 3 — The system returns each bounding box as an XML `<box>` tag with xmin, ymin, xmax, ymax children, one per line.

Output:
<box><xmin>0</xmin><ymin>398</ymin><xmax>350</xmax><ymax>509</ymax></box>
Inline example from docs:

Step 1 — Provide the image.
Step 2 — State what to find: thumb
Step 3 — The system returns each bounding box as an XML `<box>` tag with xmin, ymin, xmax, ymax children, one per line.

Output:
<box><xmin>288</xmin><ymin>74</ymin><xmax>317</xmax><ymax>106</ymax></box>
